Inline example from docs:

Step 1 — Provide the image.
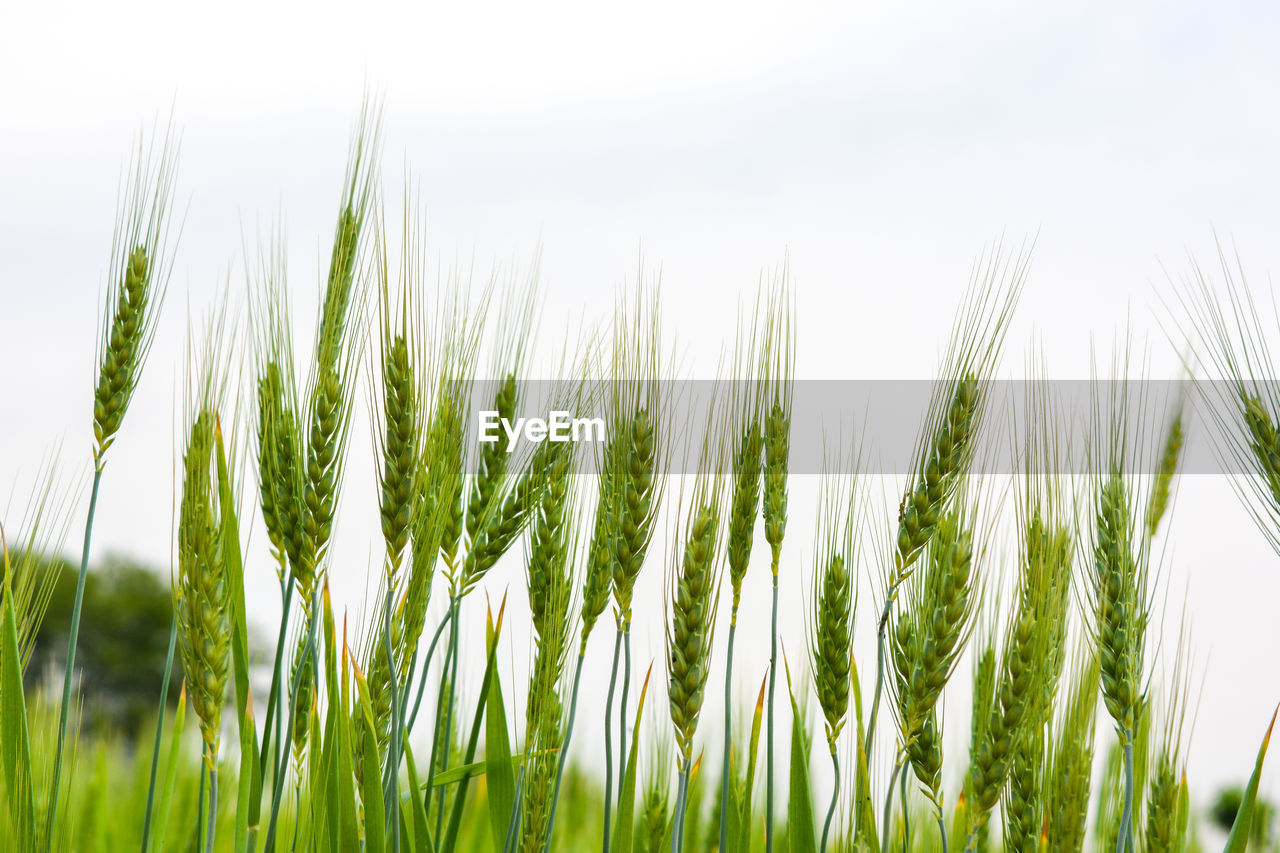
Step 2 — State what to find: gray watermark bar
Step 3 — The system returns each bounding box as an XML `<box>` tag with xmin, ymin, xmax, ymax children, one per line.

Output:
<box><xmin>449</xmin><ymin>379</ymin><xmax>1264</xmax><ymax>475</ymax></box>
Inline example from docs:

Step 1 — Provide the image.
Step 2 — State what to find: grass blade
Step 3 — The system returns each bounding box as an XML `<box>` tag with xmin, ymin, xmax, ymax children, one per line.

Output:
<box><xmin>485</xmin><ymin>647</ymin><xmax>517</xmax><ymax>852</ymax></box>
<box><xmin>150</xmin><ymin>684</ymin><xmax>188</xmax><ymax>853</ymax></box>
<box><xmin>1</xmin><ymin>568</ymin><xmax>36</xmax><ymax>849</ymax></box>
<box><xmin>785</xmin><ymin>664</ymin><xmax>818</xmax><ymax>853</ymax></box>
<box><xmin>234</xmin><ymin>693</ymin><xmax>261</xmax><ymax>851</ymax></box>
<box><xmin>1224</xmin><ymin>704</ymin><xmax>1278</xmax><ymax>853</ymax></box>
<box><xmin>851</xmin><ymin>655</ymin><xmax>879</xmax><ymax>853</ymax></box>
<box><xmin>353</xmin><ymin>655</ymin><xmax>387</xmax><ymax>853</ymax></box>
<box><xmin>402</xmin><ymin>737</ymin><xmax>433</xmax><ymax>852</ymax></box>
<box><xmin>140</xmin><ymin>621</ymin><xmax>177</xmax><ymax>852</ymax></box>
<box><xmin>612</xmin><ymin>663</ymin><xmax>653</xmax><ymax>853</ymax></box>
<box><xmin>440</xmin><ymin>595</ymin><xmax>507</xmax><ymax>852</ymax></box>
<box><xmin>215</xmin><ymin>421</ymin><xmax>264</xmax><ymax>848</ymax></box>
<box><xmin>728</xmin><ymin>673</ymin><xmax>768</xmax><ymax>851</ymax></box>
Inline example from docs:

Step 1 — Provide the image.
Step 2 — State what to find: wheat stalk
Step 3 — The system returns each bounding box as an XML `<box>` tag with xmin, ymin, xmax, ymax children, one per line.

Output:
<box><xmin>48</xmin><ymin>127</ymin><xmax>178</xmax><ymax>844</ymax></box>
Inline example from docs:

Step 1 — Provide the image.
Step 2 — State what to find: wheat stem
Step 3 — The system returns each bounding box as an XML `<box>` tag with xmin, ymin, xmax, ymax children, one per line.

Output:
<box><xmin>544</xmin><ymin>650</ymin><xmax>586</xmax><ymax>853</ymax></box>
<box><xmin>205</xmin><ymin>763</ymin><xmax>219</xmax><ymax>853</ymax></box>
<box><xmin>881</xmin><ymin>755</ymin><xmax>901</xmax><ymax>853</ymax></box>
<box><xmin>196</xmin><ymin>759</ymin><xmax>207</xmax><ymax>850</ymax></box>
<box><xmin>671</xmin><ymin>756</ymin><xmax>692</xmax><ymax>853</ymax></box>
<box><xmin>865</xmin><ymin>551</ymin><xmax>909</xmax><ymax>768</ymax></box>
<box><xmin>900</xmin><ymin>757</ymin><xmax>911</xmax><ymax>853</ymax></box>
<box><xmin>431</xmin><ymin>594</ymin><xmax>462</xmax><ymax>837</ymax></box>
<box><xmin>602</xmin><ymin>626</ymin><xmax>623</xmax><ymax>852</ymax></box>
<box><xmin>406</xmin><ymin>605</ymin><xmax>453</xmax><ymax>730</ymax></box>
<box><xmin>617</xmin><ymin>623</ymin><xmax>633</xmax><ymax>803</ymax></box>
<box><xmin>820</xmin><ymin>748</ymin><xmax>840</xmax><ymax>853</ymax></box>
<box><xmin>382</xmin><ymin>585</ymin><xmax>402</xmax><ymax>852</ymax></box>
<box><xmin>46</xmin><ymin>466</ymin><xmax>103</xmax><ymax>842</ymax></box>
<box><xmin>718</xmin><ymin>614</ymin><xmax>738</xmax><ymax>853</ymax></box>
<box><xmin>140</xmin><ymin>618</ymin><xmax>177</xmax><ymax>853</ymax></box>
<box><xmin>765</xmin><ymin>557</ymin><xmax>779</xmax><ymax>852</ymax></box>
<box><xmin>259</xmin><ymin>575</ymin><xmax>295</xmax><ymax>783</ymax></box>
<box><xmin>263</xmin><ymin>596</ymin><xmax>319</xmax><ymax>853</ymax></box>
<box><xmin>1116</xmin><ymin>733</ymin><xmax>1135</xmax><ymax>853</ymax></box>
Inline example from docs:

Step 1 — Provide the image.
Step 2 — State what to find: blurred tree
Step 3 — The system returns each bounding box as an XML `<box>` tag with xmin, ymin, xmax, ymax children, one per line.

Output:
<box><xmin>32</xmin><ymin>554</ymin><xmax>182</xmax><ymax>734</ymax></box>
<box><xmin>1211</xmin><ymin>785</ymin><xmax>1276</xmax><ymax>848</ymax></box>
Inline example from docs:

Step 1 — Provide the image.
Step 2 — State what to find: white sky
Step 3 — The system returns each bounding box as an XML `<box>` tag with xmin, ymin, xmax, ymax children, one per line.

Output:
<box><xmin>3</xmin><ymin>0</ymin><xmax>1279</xmax><ymax>830</ymax></box>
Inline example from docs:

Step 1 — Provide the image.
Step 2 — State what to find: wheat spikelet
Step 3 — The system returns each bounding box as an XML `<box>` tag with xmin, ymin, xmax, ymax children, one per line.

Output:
<box><xmin>1177</xmin><ymin>249</ymin><xmax>1280</xmax><ymax>553</ymax></box>
<box><xmin>295</xmin><ymin>119</ymin><xmax>378</xmax><ymax>600</ymax></box>
<box><xmin>891</xmin><ymin>505</ymin><xmax>980</xmax><ymax>805</ymax></box>
<box><xmin>1140</xmin><ymin>621</ymin><xmax>1195</xmax><ymax>853</ymax></box>
<box><xmin>895</xmin><ymin>376</ymin><xmax>978</xmax><ymax>574</ymax></box>
<box><xmin>377</xmin><ymin>330</ymin><xmax>419</xmax><ymax>575</ymax></box>
<box><xmin>727</xmin><ymin>422</ymin><xmax>763</xmax><ymax>606</ymax></box>
<box><xmin>1001</xmin><ymin>723</ymin><xmax>1045</xmax><ymax>851</ymax></box>
<box><xmin>579</xmin><ymin>432</ymin><xmax>620</xmax><ymax>649</ymax></box>
<box><xmin>964</xmin><ymin>503</ymin><xmax>1071</xmax><ymax>837</ymax></box>
<box><xmin>256</xmin><ymin>361</ymin><xmax>300</xmax><ymax>574</ymax></box>
<box><xmin>643</xmin><ymin>766</ymin><xmax>670</xmax><ymax>853</ymax></box>
<box><xmin>467</xmin><ymin>372</ymin><xmax>518</xmax><ymax>543</ymax></box>
<box><xmin>1146</xmin><ymin>402</ymin><xmax>1185</xmax><ymax>540</ymax></box>
<box><xmin>1093</xmin><ymin>470</ymin><xmax>1146</xmax><ymax>737</ymax></box>
<box><xmin>1044</xmin><ymin>651</ymin><xmax>1100</xmax><ymax>853</ymax></box>
<box><xmin>91</xmin><ymin>134</ymin><xmax>177</xmax><ymax>467</ymax></box>
<box><xmin>519</xmin><ymin>435</ymin><xmax>578</xmax><ymax>852</ymax></box>
<box><xmin>461</xmin><ymin>453</ymin><xmax>545</xmax><ymax>592</ymax></box>
<box><xmin>962</xmin><ymin>633</ymin><xmax>997</xmax><ymax>852</ymax></box>
<box><xmin>290</xmin><ymin>628</ymin><xmax>316</xmax><ymax>766</ymax></box>
<box><xmin>666</xmin><ymin>491</ymin><xmax>723</xmax><ymax>762</ymax></box>
<box><xmin>812</xmin><ymin>551</ymin><xmax>853</xmax><ymax>748</ymax></box>
<box><xmin>175</xmin><ymin>406</ymin><xmax>229</xmax><ymax>764</ymax></box>
<box><xmin>611</xmin><ymin>407</ymin><xmax>660</xmax><ymax>626</ymax></box>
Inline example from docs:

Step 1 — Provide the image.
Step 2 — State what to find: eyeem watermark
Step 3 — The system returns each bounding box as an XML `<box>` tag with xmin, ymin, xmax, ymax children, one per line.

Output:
<box><xmin>478</xmin><ymin>410</ymin><xmax>605</xmax><ymax>451</ymax></box>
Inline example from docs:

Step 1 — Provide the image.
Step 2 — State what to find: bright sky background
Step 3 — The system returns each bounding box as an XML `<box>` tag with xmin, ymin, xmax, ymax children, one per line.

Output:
<box><xmin>3</xmin><ymin>0</ymin><xmax>1280</xmax><ymax>831</ymax></box>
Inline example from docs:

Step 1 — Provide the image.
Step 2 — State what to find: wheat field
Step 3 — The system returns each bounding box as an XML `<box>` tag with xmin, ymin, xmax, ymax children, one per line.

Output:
<box><xmin>2</xmin><ymin>110</ymin><xmax>1278</xmax><ymax>853</ymax></box>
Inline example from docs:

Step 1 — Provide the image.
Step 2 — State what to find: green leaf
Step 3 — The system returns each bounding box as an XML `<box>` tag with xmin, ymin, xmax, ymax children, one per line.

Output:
<box><xmin>305</xmin><ymin>693</ymin><xmax>325</xmax><ymax>851</ymax></box>
<box><xmin>333</xmin><ymin>631</ymin><xmax>361</xmax><ymax>853</ymax></box>
<box><xmin>150</xmin><ymin>684</ymin><xmax>188</xmax><ymax>853</ymax></box>
<box><xmin>431</xmin><ymin>759</ymin><xmax>488</xmax><ymax>787</ymax></box>
<box><xmin>1225</xmin><ymin>705</ymin><xmax>1277</xmax><ymax>853</ymax></box>
<box><xmin>235</xmin><ymin>693</ymin><xmax>262</xmax><ymax>851</ymax></box>
<box><xmin>215</xmin><ymin>422</ymin><xmax>263</xmax><ymax>847</ymax></box>
<box><xmin>215</xmin><ymin>421</ymin><xmax>253</xmax><ymax>720</ymax></box>
<box><xmin>851</xmin><ymin>655</ymin><xmax>880</xmax><ymax>853</ymax></box>
<box><xmin>1</xmin><ymin>573</ymin><xmax>36</xmax><ymax>850</ymax></box>
<box><xmin>612</xmin><ymin>664</ymin><xmax>654</xmax><ymax>853</ymax></box>
<box><xmin>729</xmin><ymin>672</ymin><xmax>769</xmax><ymax>850</ymax></box>
<box><xmin>785</xmin><ymin>661</ymin><xmax>818</xmax><ymax>853</ymax></box>
<box><xmin>403</xmin><ymin>737</ymin><xmax>434</xmax><ymax>852</ymax></box>
<box><xmin>353</xmin><ymin>655</ymin><xmax>387</xmax><ymax>853</ymax></box>
<box><xmin>440</xmin><ymin>596</ymin><xmax>507</xmax><ymax>852</ymax></box>
<box><xmin>485</xmin><ymin>645</ymin><xmax>517</xmax><ymax>853</ymax></box>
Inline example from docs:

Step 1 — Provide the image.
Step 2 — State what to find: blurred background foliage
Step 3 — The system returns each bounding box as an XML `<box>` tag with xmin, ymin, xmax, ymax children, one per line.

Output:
<box><xmin>27</xmin><ymin>553</ymin><xmax>181</xmax><ymax>734</ymax></box>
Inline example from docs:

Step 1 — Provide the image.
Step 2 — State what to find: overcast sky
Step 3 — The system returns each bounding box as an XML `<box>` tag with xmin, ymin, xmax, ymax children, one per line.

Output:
<box><xmin>3</xmin><ymin>0</ymin><xmax>1279</xmax><ymax>820</ymax></box>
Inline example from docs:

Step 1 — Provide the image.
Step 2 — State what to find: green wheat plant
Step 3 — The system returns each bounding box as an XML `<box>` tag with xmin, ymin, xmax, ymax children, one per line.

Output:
<box><xmin>47</xmin><ymin>129</ymin><xmax>178</xmax><ymax>847</ymax></box>
<box><xmin>760</xmin><ymin>283</ymin><xmax>794</xmax><ymax>853</ymax></box>
<box><xmin>717</xmin><ymin>298</ymin><xmax>766</xmax><ymax>853</ymax></box>
<box><xmin>10</xmin><ymin>110</ymin><xmax>1280</xmax><ymax>853</ymax></box>
<box><xmin>1086</xmin><ymin>364</ymin><xmax>1159</xmax><ymax>853</ymax></box>
<box><xmin>666</xmin><ymin>419</ymin><xmax>727</xmax><ymax>853</ymax></box>
<box><xmin>600</xmin><ymin>286</ymin><xmax>668</xmax><ymax>853</ymax></box>
<box><xmin>807</xmin><ymin>459</ymin><xmax>858</xmax><ymax>853</ymax></box>
<box><xmin>864</xmin><ymin>249</ymin><xmax>1026</xmax><ymax>782</ymax></box>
